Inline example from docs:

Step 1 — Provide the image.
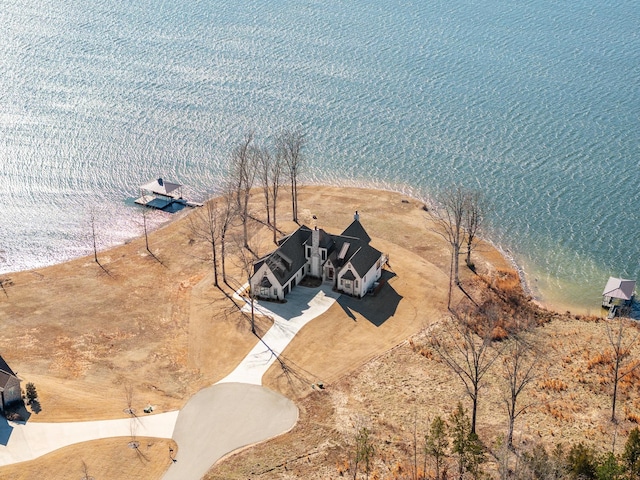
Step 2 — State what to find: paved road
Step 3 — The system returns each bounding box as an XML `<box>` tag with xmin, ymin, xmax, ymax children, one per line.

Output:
<box><xmin>162</xmin><ymin>383</ymin><xmax>297</xmax><ymax>480</ymax></box>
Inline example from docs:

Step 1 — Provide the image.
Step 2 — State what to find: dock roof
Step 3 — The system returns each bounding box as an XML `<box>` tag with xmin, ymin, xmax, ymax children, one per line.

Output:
<box><xmin>140</xmin><ymin>178</ymin><xmax>182</xmax><ymax>198</ymax></box>
<box><xmin>602</xmin><ymin>277</ymin><xmax>636</xmax><ymax>301</ymax></box>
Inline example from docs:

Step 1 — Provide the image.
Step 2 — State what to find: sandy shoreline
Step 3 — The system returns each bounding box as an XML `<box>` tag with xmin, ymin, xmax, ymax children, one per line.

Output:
<box><xmin>0</xmin><ymin>184</ymin><xmax>590</xmax><ymax>316</ymax></box>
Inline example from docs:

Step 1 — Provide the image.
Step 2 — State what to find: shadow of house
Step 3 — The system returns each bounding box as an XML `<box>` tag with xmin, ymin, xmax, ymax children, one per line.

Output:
<box><xmin>0</xmin><ymin>416</ymin><xmax>13</xmax><ymax>446</ymax></box>
<box><xmin>337</xmin><ymin>271</ymin><xmax>402</xmax><ymax>327</ymax></box>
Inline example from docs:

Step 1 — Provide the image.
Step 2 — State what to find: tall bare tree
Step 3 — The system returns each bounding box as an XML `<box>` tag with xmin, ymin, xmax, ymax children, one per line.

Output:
<box><xmin>230</xmin><ymin>133</ymin><xmax>258</xmax><ymax>248</ymax></box>
<box><xmin>233</xmin><ymin>235</ymin><xmax>266</xmax><ymax>335</ymax></box>
<box><xmin>501</xmin><ymin>333</ymin><xmax>539</xmax><ymax>449</ymax></box>
<box><xmin>257</xmin><ymin>145</ymin><xmax>273</xmax><ymax>227</ymax></box>
<box><xmin>189</xmin><ymin>199</ymin><xmax>223</xmax><ymax>288</ymax></box>
<box><xmin>428</xmin><ymin>186</ymin><xmax>467</xmax><ymax>308</ymax></box>
<box><xmin>606</xmin><ymin>318</ymin><xmax>640</xmax><ymax>422</ymax></box>
<box><xmin>218</xmin><ymin>186</ymin><xmax>238</xmax><ymax>286</ymax></box>
<box><xmin>463</xmin><ymin>190</ymin><xmax>484</xmax><ymax>269</ymax></box>
<box><xmin>277</xmin><ymin>129</ymin><xmax>305</xmax><ymax>223</ymax></box>
<box><xmin>430</xmin><ymin>309</ymin><xmax>502</xmax><ymax>434</ymax></box>
<box><xmin>88</xmin><ymin>208</ymin><xmax>110</xmax><ymax>275</ymax></box>
<box><xmin>269</xmin><ymin>145</ymin><xmax>284</xmax><ymax>244</ymax></box>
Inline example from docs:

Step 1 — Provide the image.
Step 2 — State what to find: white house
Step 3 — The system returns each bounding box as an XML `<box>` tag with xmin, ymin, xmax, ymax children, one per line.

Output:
<box><xmin>250</xmin><ymin>213</ymin><xmax>384</xmax><ymax>300</ymax></box>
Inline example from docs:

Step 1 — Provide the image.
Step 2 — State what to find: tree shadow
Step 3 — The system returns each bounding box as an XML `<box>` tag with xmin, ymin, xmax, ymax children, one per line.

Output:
<box><xmin>29</xmin><ymin>399</ymin><xmax>42</xmax><ymax>414</ymax></box>
<box><xmin>337</xmin><ymin>271</ymin><xmax>402</xmax><ymax>327</ymax></box>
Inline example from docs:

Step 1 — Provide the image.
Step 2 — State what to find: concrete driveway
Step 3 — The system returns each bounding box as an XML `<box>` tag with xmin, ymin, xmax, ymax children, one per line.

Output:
<box><xmin>161</xmin><ymin>383</ymin><xmax>297</xmax><ymax>480</ymax></box>
<box><xmin>0</xmin><ymin>411</ymin><xmax>178</xmax><ymax>466</ymax></box>
<box><xmin>219</xmin><ymin>283</ymin><xmax>340</xmax><ymax>384</ymax></box>
<box><xmin>0</xmin><ymin>284</ymin><xmax>336</xmax><ymax>479</ymax></box>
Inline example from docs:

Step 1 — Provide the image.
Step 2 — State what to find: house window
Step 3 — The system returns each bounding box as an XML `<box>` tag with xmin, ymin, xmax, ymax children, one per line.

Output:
<box><xmin>328</xmin><ymin>268</ymin><xmax>334</xmax><ymax>279</ymax></box>
<box><xmin>260</xmin><ymin>286</ymin><xmax>270</xmax><ymax>297</ymax></box>
<box><xmin>321</xmin><ymin>249</ymin><xmax>326</xmax><ymax>260</ymax></box>
<box><xmin>273</xmin><ymin>288</ymin><xmax>277</xmax><ymax>296</ymax></box>
<box><xmin>306</xmin><ymin>246</ymin><xmax>311</xmax><ymax>258</ymax></box>
<box><xmin>355</xmin><ymin>280</ymin><xmax>359</xmax><ymax>288</ymax></box>
<box><xmin>340</xmin><ymin>278</ymin><xmax>343</xmax><ymax>286</ymax></box>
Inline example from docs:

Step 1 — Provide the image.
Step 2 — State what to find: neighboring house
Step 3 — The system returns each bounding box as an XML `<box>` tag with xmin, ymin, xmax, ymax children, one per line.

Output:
<box><xmin>0</xmin><ymin>355</ymin><xmax>21</xmax><ymax>412</ymax></box>
<box><xmin>602</xmin><ymin>277</ymin><xmax>636</xmax><ymax>310</ymax></box>
<box><xmin>250</xmin><ymin>213</ymin><xmax>385</xmax><ymax>300</ymax></box>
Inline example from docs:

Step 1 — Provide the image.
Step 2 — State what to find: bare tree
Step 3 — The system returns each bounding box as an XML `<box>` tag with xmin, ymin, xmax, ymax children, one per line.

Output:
<box><xmin>0</xmin><ymin>249</ymin><xmax>9</xmax><ymax>297</ymax></box>
<box><xmin>463</xmin><ymin>190</ymin><xmax>485</xmax><ymax>270</ymax></box>
<box><xmin>606</xmin><ymin>318</ymin><xmax>640</xmax><ymax>422</ymax></box>
<box><xmin>256</xmin><ymin>145</ymin><xmax>273</xmax><ymax>227</ymax></box>
<box><xmin>270</xmin><ymin>145</ymin><xmax>284</xmax><ymax>244</ymax></box>
<box><xmin>89</xmin><ymin>208</ymin><xmax>110</xmax><ymax>275</ymax></box>
<box><xmin>189</xmin><ymin>199</ymin><xmax>223</xmax><ymax>288</ymax></box>
<box><xmin>80</xmin><ymin>460</ymin><xmax>94</xmax><ymax>480</ymax></box>
<box><xmin>90</xmin><ymin>209</ymin><xmax>100</xmax><ymax>266</ymax></box>
<box><xmin>218</xmin><ymin>185</ymin><xmax>238</xmax><ymax>286</ymax></box>
<box><xmin>124</xmin><ymin>383</ymin><xmax>135</xmax><ymax>416</ymax></box>
<box><xmin>229</xmin><ymin>133</ymin><xmax>258</xmax><ymax>248</ymax></box>
<box><xmin>430</xmin><ymin>309</ymin><xmax>502</xmax><ymax>434</ymax></box>
<box><xmin>233</xmin><ymin>237</ymin><xmax>261</xmax><ymax>335</ymax></box>
<box><xmin>428</xmin><ymin>186</ymin><xmax>468</xmax><ymax>308</ymax></box>
<box><xmin>502</xmin><ymin>333</ymin><xmax>539</xmax><ymax>449</ymax></box>
<box><xmin>277</xmin><ymin>129</ymin><xmax>305</xmax><ymax>223</ymax></box>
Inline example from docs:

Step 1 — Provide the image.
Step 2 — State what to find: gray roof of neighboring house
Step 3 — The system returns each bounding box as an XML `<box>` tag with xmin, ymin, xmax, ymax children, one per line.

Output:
<box><xmin>0</xmin><ymin>355</ymin><xmax>19</xmax><ymax>389</ymax></box>
<box><xmin>603</xmin><ymin>277</ymin><xmax>636</xmax><ymax>300</ymax></box>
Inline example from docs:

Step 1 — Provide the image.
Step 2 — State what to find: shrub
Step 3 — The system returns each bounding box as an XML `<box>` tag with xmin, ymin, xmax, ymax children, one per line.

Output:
<box><xmin>25</xmin><ymin>382</ymin><xmax>38</xmax><ymax>404</ymax></box>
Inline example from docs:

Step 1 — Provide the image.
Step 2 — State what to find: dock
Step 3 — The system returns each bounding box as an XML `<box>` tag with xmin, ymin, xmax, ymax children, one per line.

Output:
<box><xmin>135</xmin><ymin>178</ymin><xmax>202</xmax><ymax>212</ymax></box>
<box><xmin>602</xmin><ymin>277</ymin><xmax>636</xmax><ymax>319</ymax></box>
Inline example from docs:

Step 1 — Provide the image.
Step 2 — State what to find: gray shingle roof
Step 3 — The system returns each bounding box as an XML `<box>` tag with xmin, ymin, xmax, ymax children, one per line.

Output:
<box><xmin>341</xmin><ymin>219</ymin><xmax>371</xmax><ymax>244</ymax></box>
<box><xmin>0</xmin><ymin>354</ymin><xmax>18</xmax><ymax>389</ymax></box>
<box><xmin>261</xmin><ymin>226</ymin><xmax>312</xmax><ymax>286</ymax></box>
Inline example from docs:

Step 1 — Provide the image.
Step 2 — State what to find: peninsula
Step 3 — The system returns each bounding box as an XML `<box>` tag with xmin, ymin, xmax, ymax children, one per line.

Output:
<box><xmin>0</xmin><ymin>186</ymin><xmax>637</xmax><ymax>479</ymax></box>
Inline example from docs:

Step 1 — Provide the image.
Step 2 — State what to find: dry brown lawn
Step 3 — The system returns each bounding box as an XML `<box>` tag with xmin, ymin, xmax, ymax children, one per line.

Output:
<box><xmin>0</xmin><ymin>437</ymin><xmax>176</xmax><ymax>479</ymax></box>
<box><xmin>0</xmin><ymin>186</ymin><xmax>635</xmax><ymax>480</ymax></box>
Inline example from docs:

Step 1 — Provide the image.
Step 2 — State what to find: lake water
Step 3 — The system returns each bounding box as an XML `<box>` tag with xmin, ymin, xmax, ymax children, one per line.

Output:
<box><xmin>1</xmin><ymin>0</ymin><xmax>638</xmax><ymax>313</ymax></box>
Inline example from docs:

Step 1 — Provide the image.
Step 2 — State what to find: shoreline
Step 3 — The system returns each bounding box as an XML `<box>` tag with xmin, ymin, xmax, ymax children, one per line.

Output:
<box><xmin>1</xmin><ymin>184</ymin><xmax>592</xmax><ymax>316</ymax></box>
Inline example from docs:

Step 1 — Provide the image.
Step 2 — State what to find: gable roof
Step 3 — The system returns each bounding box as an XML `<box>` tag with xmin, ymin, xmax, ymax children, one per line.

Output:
<box><xmin>603</xmin><ymin>277</ymin><xmax>636</xmax><ymax>301</ymax></box>
<box><xmin>348</xmin><ymin>243</ymin><xmax>383</xmax><ymax>277</ymax></box>
<box><xmin>341</xmin><ymin>219</ymin><xmax>371</xmax><ymax>244</ymax></box>
<box><xmin>256</xmin><ymin>226</ymin><xmax>312</xmax><ymax>286</ymax></box>
<box><xmin>140</xmin><ymin>178</ymin><xmax>182</xmax><ymax>198</ymax></box>
<box><xmin>0</xmin><ymin>354</ymin><xmax>19</xmax><ymax>389</ymax></box>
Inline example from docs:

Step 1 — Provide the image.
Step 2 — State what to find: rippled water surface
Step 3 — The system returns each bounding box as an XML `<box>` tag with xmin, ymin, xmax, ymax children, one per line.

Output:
<box><xmin>1</xmin><ymin>0</ymin><xmax>638</xmax><ymax>310</ymax></box>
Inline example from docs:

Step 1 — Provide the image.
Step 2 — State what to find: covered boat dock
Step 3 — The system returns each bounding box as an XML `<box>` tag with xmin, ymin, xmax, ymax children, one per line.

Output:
<box><xmin>135</xmin><ymin>178</ymin><xmax>202</xmax><ymax>212</ymax></box>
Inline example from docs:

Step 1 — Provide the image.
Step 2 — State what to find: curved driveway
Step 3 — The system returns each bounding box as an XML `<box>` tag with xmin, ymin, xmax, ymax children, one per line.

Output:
<box><xmin>161</xmin><ymin>383</ymin><xmax>298</xmax><ymax>480</ymax></box>
<box><xmin>0</xmin><ymin>284</ymin><xmax>336</xmax><ymax>479</ymax></box>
